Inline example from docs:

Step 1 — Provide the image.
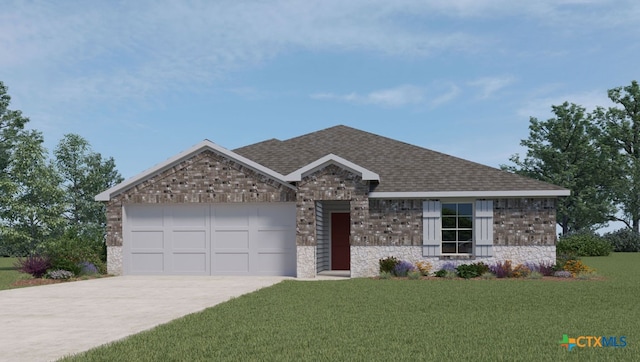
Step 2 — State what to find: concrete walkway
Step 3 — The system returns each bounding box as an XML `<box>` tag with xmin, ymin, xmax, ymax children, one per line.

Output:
<box><xmin>0</xmin><ymin>276</ymin><xmax>289</xmax><ymax>362</ymax></box>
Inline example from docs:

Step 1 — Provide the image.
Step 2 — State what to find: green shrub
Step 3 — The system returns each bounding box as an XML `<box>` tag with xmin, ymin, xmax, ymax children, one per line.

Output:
<box><xmin>38</xmin><ymin>231</ymin><xmax>106</xmax><ymax>275</ymax></box>
<box><xmin>557</xmin><ymin>232</ymin><xmax>612</xmax><ymax>257</ymax></box>
<box><xmin>455</xmin><ymin>262</ymin><xmax>489</xmax><ymax>279</ymax></box>
<box><xmin>379</xmin><ymin>271</ymin><xmax>393</xmax><ymax>279</ymax></box>
<box><xmin>527</xmin><ymin>271</ymin><xmax>543</xmax><ymax>279</ymax></box>
<box><xmin>407</xmin><ymin>270</ymin><xmax>422</xmax><ymax>280</ymax></box>
<box><xmin>480</xmin><ymin>272</ymin><xmax>496</xmax><ymax>279</ymax></box>
<box><xmin>434</xmin><ymin>269</ymin><xmax>449</xmax><ymax>278</ymax></box>
<box><xmin>379</xmin><ymin>256</ymin><xmax>400</xmax><ymax>274</ymax></box>
<box><xmin>602</xmin><ymin>229</ymin><xmax>640</xmax><ymax>252</ymax></box>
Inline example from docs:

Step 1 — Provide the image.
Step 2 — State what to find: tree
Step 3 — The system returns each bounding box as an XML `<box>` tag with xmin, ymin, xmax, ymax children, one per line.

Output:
<box><xmin>503</xmin><ymin>102</ymin><xmax>615</xmax><ymax>235</ymax></box>
<box><xmin>595</xmin><ymin>80</ymin><xmax>640</xmax><ymax>232</ymax></box>
<box><xmin>0</xmin><ymin>130</ymin><xmax>65</xmax><ymax>254</ymax></box>
<box><xmin>54</xmin><ymin>134</ymin><xmax>123</xmax><ymax>242</ymax></box>
<box><xmin>0</xmin><ymin>81</ymin><xmax>29</xmax><ymax>172</ymax></box>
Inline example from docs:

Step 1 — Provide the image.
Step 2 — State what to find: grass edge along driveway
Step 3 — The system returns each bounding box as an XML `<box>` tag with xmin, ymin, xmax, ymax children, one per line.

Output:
<box><xmin>60</xmin><ymin>253</ymin><xmax>637</xmax><ymax>361</ymax></box>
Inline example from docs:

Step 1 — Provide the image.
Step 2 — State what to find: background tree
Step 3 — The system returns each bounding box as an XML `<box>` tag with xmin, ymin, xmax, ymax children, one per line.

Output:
<box><xmin>0</xmin><ymin>81</ymin><xmax>29</xmax><ymax>173</ymax></box>
<box><xmin>595</xmin><ymin>80</ymin><xmax>640</xmax><ymax>232</ymax></box>
<box><xmin>54</xmin><ymin>134</ymin><xmax>123</xmax><ymax>242</ymax></box>
<box><xmin>0</xmin><ymin>130</ymin><xmax>65</xmax><ymax>254</ymax></box>
<box><xmin>503</xmin><ymin>102</ymin><xmax>615</xmax><ymax>235</ymax></box>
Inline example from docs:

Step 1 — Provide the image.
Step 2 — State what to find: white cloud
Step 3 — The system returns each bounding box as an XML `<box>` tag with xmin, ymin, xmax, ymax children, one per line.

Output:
<box><xmin>311</xmin><ymin>85</ymin><xmax>426</xmax><ymax>107</ymax></box>
<box><xmin>468</xmin><ymin>76</ymin><xmax>515</xmax><ymax>99</ymax></box>
<box><xmin>311</xmin><ymin>83</ymin><xmax>462</xmax><ymax>108</ymax></box>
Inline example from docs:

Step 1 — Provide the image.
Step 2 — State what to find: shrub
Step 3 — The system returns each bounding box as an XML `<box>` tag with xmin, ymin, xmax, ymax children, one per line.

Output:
<box><xmin>563</xmin><ymin>259</ymin><xmax>593</xmax><ymax>277</ymax></box>
<box><xmin>455</xmin><ymin>263</ymin><xmax>489</xmax><ymax>279</ymax></box>
<box><xmin>47</xmin><ymin>270</ymin><xmax>75</xmax><ymax>280</ymax></box>
<box><xmin>440</xmin><ymin>262</ymin><xmax>458</xmax><ymax>272</ymax></box>
<box><xmin>393</xmin><ymin>260</ymin><xmax>415</xmax><ymax>277</ymax></box>
<box><xmin>415</xmin><ymin>261</ymin><xmax>432</xmax><ymax>276</ymax></box>
<box><xmin>554</xmin><ymin>270</ymin><xmax>573</xmax><ymax>278</ymax></box>
<box><xmin>490</xmin><ymin>260</ymin><xmax>513</xmax><ymax>278</ymax></box>
<box><xmin>527</xmin><ymin>271</ymin><xmax>543</xmax><ymax>279</ymax></box>
<box><xmin>14</xmin><ymin>255</ymin><xmax>51</xmax><ymax>278</ymax></box>
<box><xmin>512</xmin><ymin>264</ymin><xmax>531</xmax><ymax>278</ymax></box>
<box><xmin>480</xmin><ymin>272</ymin><xmax>496</xmax><ymax>279</ymax></box>
<box><xmin>39</xmin><ymin>231</ymin><xmax>106</xmax><ymax>275</ymax></box>
<box><xmin>557</xmin><ymin>232</ymin><xmax>612</xmax><ymax>257</ymax></box>
<box><xmin>50</xmin><ymin>258</ymin><xmax>80</xmax><ymax>276</ymax></box>
<box><xmin>434</xmin><ymin>269</ymin><xmax>449</xmax><ymax>278</ymax></box>
<box><xmin>536</xmin><ymin>261</ymin><xmax>556</xmax><ymax>276</ymax></box>
<box><xmin>379</xmin><ymin>271</ymin><xmax>393</xmax><ymax>279</ymax></box>
<box><xmin>78</xmin><ymin>261</ymin><xmax>99</xmax><ymax>276</ymax></box>
<box><xmin>379</xmin><ymin>256</ymin><xmax>399</xmax><ymax>274</ymax></box>
<box><xmin>603</xmin><ymin>229</ymin><xmax>640</xmax><ymax>252</ymax></box>
<box><xmin>407</xmin><ymin>270</ymin><xmax>422</xmax><ymax>280</ymax></box>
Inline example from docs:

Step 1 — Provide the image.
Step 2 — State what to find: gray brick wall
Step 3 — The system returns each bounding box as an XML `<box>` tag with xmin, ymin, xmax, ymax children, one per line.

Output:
<box><xmin>105</xmin><ymin>150</ymin><xmax>296</xmax><ymax>247</ymax></box>
<box><xmin>295</xmin><ymin>165</ymin><xmax>369</xmax><ymax>246</ymax></box>
<box><xmin>494</xmin><ymin>198</ymin><xmax>557</xmax><ymax>246</ymax></box>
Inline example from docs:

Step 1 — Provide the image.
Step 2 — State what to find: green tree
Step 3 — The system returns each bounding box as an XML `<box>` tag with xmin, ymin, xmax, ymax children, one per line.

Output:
<box><xmin>595</xmin><ymin>80</ymin><xmax>640</xmax><ymax>232</ymax></box>
<box><xmin>503</xmin><ymin>102</ymin><xmax>615</xmax><ymax>235</ymax></box>
<box><xmin>0</xmin><ymin>81</ymin><xmax>29</xmax><ymax>172</ymax></box>
<box><xmin>54</xmin><ymin>134</ymin><xmax>123</xmax><ymax>242</ymax></box>
<box><xmin>0</xmin><ymin>130</ymin><xmax>65</xmax><ymax>254</ymax></box>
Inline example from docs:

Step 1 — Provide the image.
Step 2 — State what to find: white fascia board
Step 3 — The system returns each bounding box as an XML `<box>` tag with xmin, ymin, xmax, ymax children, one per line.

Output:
<box><xmin>95</xmin><ymin>140</ymin><xmax>292</xmax><ymax>201</ymax></box>
<box><xmin>368</xmin><ymin>190</ymin><xmax>571</xmax><ymax>199</ymax></box>
<box><xmin>284</xmin><ymin>154</ymin><xmax>380</xmax><ymax>182</ymax></box>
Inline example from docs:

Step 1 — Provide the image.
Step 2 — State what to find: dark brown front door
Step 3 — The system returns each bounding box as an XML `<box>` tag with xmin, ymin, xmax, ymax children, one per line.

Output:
<box><xmin>331</xmin><ymin>213</ymin><xmax>350</xmax><ymax>270</ymax></box>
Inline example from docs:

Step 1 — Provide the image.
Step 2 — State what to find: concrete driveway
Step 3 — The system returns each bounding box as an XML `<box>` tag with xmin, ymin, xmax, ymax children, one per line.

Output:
<box><xmin>0</xmin><ymin>275</ymin><xmax>289</xmax><ymax>362</ymax></box>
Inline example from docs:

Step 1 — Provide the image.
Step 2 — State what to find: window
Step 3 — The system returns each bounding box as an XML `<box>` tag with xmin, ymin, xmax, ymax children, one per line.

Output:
<box><xmin>441</xmin><ymin>203</ymin><xmax>473</xmax><ymax>254</ymax></box>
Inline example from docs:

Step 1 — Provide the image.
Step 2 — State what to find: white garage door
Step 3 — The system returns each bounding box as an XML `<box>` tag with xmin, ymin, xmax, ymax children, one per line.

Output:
<box><xmin>123</xmin><ymin>203</ymin><xmax>296</xmax><ymax>276</ymax></box>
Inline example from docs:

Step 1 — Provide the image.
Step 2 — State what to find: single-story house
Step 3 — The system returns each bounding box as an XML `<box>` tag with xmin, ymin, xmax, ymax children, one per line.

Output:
<box><xmin>96</xmin><ymin>125</ymin><xmax>570</xmax><ymax>278</ymax></box>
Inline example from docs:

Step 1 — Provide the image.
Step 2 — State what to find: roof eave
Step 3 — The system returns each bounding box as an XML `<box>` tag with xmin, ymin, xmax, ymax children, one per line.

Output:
<box><xmin>368</xmin><ymin>190</ymin><xmax>571</xmax><ymax>199</ymax></box>
<box><xmin>283</xmin><ymin>154</ymin><xmax>380</xmax><ymax>182</ymax></box>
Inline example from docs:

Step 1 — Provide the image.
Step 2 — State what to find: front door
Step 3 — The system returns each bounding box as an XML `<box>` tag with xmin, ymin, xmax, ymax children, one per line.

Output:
<box><xmin>331</xmin><ymin>213</ymin><xmax>350</xmax><ymax>270</ymax></box>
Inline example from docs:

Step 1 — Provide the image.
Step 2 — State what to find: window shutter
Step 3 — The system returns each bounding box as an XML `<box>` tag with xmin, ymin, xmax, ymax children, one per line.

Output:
<box><xmin>475</xmin><ymin>200</ymin><xmax>494</xmax><ymax>256</ymax></box>
<box><xmin>422</xmin><ymin>200</ymin><xmax>441</xmax><ymax>256</ymax></box>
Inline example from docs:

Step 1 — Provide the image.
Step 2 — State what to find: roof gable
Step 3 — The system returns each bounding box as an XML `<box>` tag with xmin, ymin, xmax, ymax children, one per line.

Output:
<box><xmin>95</xmin><ymin>140</ymin><xmax>295</xmax><ymax>201</ymax></box>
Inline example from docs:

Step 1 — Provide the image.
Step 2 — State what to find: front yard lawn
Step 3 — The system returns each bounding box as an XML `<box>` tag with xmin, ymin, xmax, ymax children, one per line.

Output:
<box><xmin>0</xmin><ymin>257</ymin><xmax>25</xmax><ymax>290</ymax></box>
<box><xmin>64</xmin><ymin>253</ymin><xmax>638</xmax><ymax>361</ymax></box>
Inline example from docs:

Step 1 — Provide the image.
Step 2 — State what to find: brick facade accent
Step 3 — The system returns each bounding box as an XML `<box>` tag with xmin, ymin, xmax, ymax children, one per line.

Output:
<box><xmin>105</xmin><ymin>150</ymin><xmax>296</xmax><ymax>247</ymax></box>
<box><xmin>295</xmin><ymin>164</ymin><xmax>369</xmax><ymax>246</ymax></box>
<box><xmin>366</xmin><ymin>199</ymin><xmax>423</xmax><ymax>246</ymax></box>
<box><xmin>494</xmin><ymin>198</ymin><xmax>557</xmax><ymax>246</ymax></box>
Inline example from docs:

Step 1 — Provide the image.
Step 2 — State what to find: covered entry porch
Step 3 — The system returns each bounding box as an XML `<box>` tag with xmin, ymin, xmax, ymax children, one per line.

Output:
<box><xmin>315</xmin><ymin>200</ymin><xmax>351</xmax><ymax>276</ymax></box>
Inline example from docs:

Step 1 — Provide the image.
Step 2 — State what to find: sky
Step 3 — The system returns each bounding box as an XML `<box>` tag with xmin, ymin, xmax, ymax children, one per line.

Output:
<box><xmin>1</xmin><ymin>1</ymin><xmax>638</xmax><ymax>185</ymax></box>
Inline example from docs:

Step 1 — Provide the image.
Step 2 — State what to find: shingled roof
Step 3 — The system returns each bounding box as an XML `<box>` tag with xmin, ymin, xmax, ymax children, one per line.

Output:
<box><xmin>234</xmin><ymin>125</ymin><xmax>568</xmax><ymax>194</ymax></box>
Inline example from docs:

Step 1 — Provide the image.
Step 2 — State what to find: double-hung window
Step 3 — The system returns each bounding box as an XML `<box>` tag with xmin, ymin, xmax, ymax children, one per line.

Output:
<box><xmin>441</xmin><ymin>203</ymin><xmax>473</xmax><ymax>254</ymax></box>
<box><xmin>422</xmin><ymin>200</ymin><xmax>493</xmax><ymax>257</ymax></box>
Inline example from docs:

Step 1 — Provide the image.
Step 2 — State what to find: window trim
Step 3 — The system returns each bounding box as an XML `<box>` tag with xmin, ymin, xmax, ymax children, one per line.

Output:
<box><xmin>440</xmin><ymin>201</ymin><xmax>474</xmax><ymax>256</ymax></box>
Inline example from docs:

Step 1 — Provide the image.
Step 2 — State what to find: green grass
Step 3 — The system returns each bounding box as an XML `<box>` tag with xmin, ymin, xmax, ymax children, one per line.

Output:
<box><xmin>0</xmin><ymin>257</ymin><xmax>25</xmax><ymax>290</ymax></box>
<box><xmin>62</xmin><ymin>253</ymin><xmax>638</xmax><ymax>361</ymax></box>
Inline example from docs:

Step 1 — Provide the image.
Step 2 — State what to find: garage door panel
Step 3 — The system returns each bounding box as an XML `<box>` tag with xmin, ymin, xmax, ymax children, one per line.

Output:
<box><xmin>213</xmin><ymin>253</ymin><xmax>249</xmax><ymax>274</ymax></box>
<box><xmin>125</xmin><ymin>203</ymin><xmax>295</xmax><ymax>276</ymax></box>
<box><xmin>214</xmin><ymin>230</ymin><xmax>249</xmax><ymax>249</ymax></box>
<box><xmin>172</xmin><ymin>231</ymin><xmax>207</xmax><ymax>249</ymax></box>
<box><xmin>256</xmin><ymin>204</ymin><xmax>295</xmax><ymax>227</ymax></box>
<box><xmin>213</xmin><ymin>206</ymin><xmax>250</xmax><ymax>226</ymax></box>
<box><xmin>131</xmin><ymin>231</ymin><xmax>164</xmax><ymax>249</ymax></box>
<box><xmin>128</xmin><ymin>207</ymin><xmax>164</xmax><ymax>227</ymax></box>
<box><xmin>256</xmin><ymin>252</ymin><xmax>296</xmax><ymax>275</ymax></box>
<box><xmin>131</xmin><ymin>253</ymin><xmax>164</xmax><ymax>273</ymax></box>
<box><xmin>172</xmin><ymin>206</ymin><xmax>208</xmax><ymax>227</ymax></box>
<box><xmin>257</xmin><ymin>230</ymin><xmax>295</xmax><ymax>249</ymax></box>
<box><xmin>173</xmin><ymin>253</ymin><xmax>208</xmax><ymax>273</ymax></box>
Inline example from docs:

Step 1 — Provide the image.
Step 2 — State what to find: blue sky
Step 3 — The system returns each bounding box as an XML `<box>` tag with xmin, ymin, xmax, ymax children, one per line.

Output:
<box><xmin>1</xmin><ymin>0</ymin><xmax>638</xmax><ymax>184</ymax></box>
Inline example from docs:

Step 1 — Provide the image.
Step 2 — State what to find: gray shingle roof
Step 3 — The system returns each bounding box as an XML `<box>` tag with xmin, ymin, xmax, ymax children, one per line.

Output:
<box><xmin>233</xmin><ymin>125</ymin><xmax>567</xmax><ymax>193</ymax></box>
